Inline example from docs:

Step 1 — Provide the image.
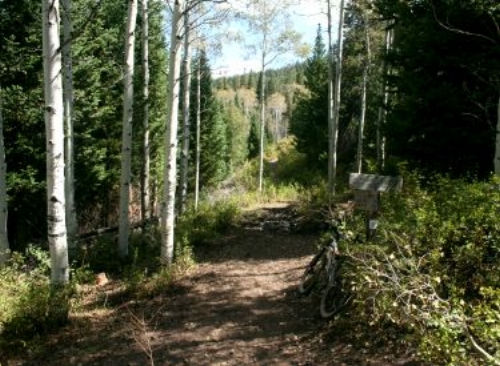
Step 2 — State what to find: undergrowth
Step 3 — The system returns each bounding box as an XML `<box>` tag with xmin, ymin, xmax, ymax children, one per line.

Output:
<box><xmin>341</xmin><ymin>174</ymin><xmax>500</xmax><ymax>365</ymax></box>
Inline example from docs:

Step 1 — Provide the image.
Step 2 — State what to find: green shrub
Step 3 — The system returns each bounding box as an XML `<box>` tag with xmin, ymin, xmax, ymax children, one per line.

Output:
<box><xmin>176</xmin><ymin>200</ymin><xmax>240</xmax><ymax>247</ymax></box>
<box><xmin>345</xmin><ymin>175</ymin><xmax>500</xmax><ymax>364</ymax></box>
<box><xmin>0</xmin><ymin>248</ymin><xmax>73</xmax><ymax>351</ymax></box>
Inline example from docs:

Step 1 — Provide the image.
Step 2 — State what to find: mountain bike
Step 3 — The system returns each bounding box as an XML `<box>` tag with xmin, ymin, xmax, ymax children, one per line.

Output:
<box><xmin>298</xmin><ymin>224</ymin><xmax>355</xmax><ymax>319</ymax></box>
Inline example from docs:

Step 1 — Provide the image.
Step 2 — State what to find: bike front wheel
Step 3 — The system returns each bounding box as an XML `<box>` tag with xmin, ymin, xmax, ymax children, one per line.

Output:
<box><xmin>298</xmin><ymin>255</ymin><xmax>326</xmax><ymax>295</ymax></box>
<box><xmin>320</xmin><ymin>281</ymin><xmax>354</xmax><ymax>319</ymax></box>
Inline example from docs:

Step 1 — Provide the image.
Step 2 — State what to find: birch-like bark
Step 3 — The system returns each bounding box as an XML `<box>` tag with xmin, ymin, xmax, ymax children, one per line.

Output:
<box><xmin>179</xmin><ymin>11</ymin><xmax>191</xmax><ymax>214</ymax></box>
<box><xmin>331</xmin><ymin>0</ymin><xmax>346</xmax><ymax>196</ymax></box>
<box><xmin>356</xmin><ymin>15</ymin><xmax>371</xmax><ymax>174</ymax></box>
<box><xmin>495</xmin><ymin>94</ymin><xmax>500</xmax><ymax>175</ymax></box>
<box><xmin>118</xmin><ymin>0</ymin><xmax>138</xmax><ymax>258</ymax></box>
<box><xmin>161</xmin><ymin>0</ymin><xmax>184</xmax><ymax>265</ymax></box>
<box><xmin>259</xmin><ymin>61</ymin><xmax>266</xmax><ymax>192</ymax></box>
<box><xmin>194</xmin><ymin>53</ymin><xmax>201</xmax><ymax>210</ymax></box>
<box><xmin>356</xmin><ymin>67</ymin><xmax>368</xmax><ymax>173</ymax></box>
<box><xmin>62</xmin><ymin>0</ymin><xmax>77</xmax><ymax>255</ymax></box>
<box><xmin>327</xmin><ymin>0</ymin><xmax>335</xmax><ymax>196</ymax></box>
<box><xmin>43</xmin><ymin>0</ymin><xmax>69</xmax><ymax>284</ymax></box>
<box><xmin>377</xmin><ymin>23</ymin><xmax>393</xmax><ymax>171</ymax></box>
<box><xmin>141</xmin><ymin>0</ymin><xmax>150</xmax><ymax>221</ymax></box>
<box><xmin>0</xmin><ymin>86</ymin><xmax>9</xmax><ymax>265</ymax></box>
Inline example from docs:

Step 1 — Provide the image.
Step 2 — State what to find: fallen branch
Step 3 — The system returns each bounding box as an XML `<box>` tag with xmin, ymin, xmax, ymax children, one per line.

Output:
<box><xmin>77</xmin><ymin>216</ymin><xmax>159</xmax><ymax>240</ymax></box>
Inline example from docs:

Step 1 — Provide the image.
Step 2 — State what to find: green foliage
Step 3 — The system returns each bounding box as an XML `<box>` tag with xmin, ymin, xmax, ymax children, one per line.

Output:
<box><xmin>377</xmin><ymin>0</ymin><xmax>499</xmax><ymax>178</ymax></box>
<box><xmin>0</xmin><ymin>248</ymin><xmax>73</xmax><ymax>350</ymax></box>
<box><xmin>190</xmin><ymin>51</ymin><xmax>230</xmax><ymax>190</ymax></box>
<box><xmin>247</xmin><ymin>113</ymin><xmax>261</xmax><ymax>160</ymax></box>
<box><xmin>222</xmin><ymin>103</ymin><xmax>250</xmax><ymax>172</ymax></box>
<box><xmin>176</xmin><ymin>201</ymin><xmax>241</xmax><ymax>247</ymax></box>
<box><xmin>2</xmin><ymin>0</ymin><xmax>168</xmax><ymax>248</ymax></box>
<box><xmin>345</xmin><ymin>175</ymin><xmax>500</xmax><ymax>364</ymax></box>
<box><xmin>1</xmin><ymin>0</ymin><xmax>46</xmax><ymax>246</ymax></box>
<box><xmin>289</xmin><ymin>26</ymin><xmax>329</xmax><ymax>168</ymax></box>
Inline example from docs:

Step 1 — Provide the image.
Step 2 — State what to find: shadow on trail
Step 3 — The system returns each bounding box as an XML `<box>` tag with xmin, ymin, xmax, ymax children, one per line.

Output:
<box><xmin>14</xmin><ymin>206</ymin><xmax>422</xmax><ymax>366</ymax></box>
<box><xmin>145</xmin><ymin>265</ymin><xmax>321</xmax><ymax>365</ymax></box>
<box><xmin>194</xmin><ymin>227</ymin><xmax>320</xmax><ymax>264</ymax></box>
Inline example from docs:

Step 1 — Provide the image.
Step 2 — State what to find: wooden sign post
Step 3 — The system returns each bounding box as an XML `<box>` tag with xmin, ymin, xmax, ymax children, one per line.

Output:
<box><xmin>349</xmin><ymin>173</ymin><xmax>403</xmax><ymax>240</ymax></box>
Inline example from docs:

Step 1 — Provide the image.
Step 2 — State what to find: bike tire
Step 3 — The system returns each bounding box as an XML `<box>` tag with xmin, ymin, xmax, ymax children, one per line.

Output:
<box><xmin>320</xmin><ymin>281</ymin><xmax>353</xmax><ymax>319</ymax></box>
<box><xmin>298</xmin><ymin>254</ymin><xmax>326</xmax><ymax>295</ymax></box>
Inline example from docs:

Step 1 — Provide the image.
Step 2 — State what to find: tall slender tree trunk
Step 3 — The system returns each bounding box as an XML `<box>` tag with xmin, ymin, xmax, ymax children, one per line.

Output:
<box><xmin>331</xmin><ymin>0</ymin><xmax>346</xmax><ymax>196</ymax></box>
<box><xmin>356</xmin><ymin>15</ymin><xmax>371</xmax><ymax>174</ymax></box>
<box><xmin>0</xmin><ymin>86</ymin><xmax>9</xmax><ymax>265</ymax></box>
<box><xmin>356</xmin><ymin>66</ymin><xmax>368</xmax><ymax>173</ymax></box>
<box><xmin>161</xmin><ymin>0</ymin><xmax>184</xmax><ymax>265</ymax></box>
<box><xmin>43</xmin><ymin>0</ymin><xmax>69</xmax><ymax>284</ymax></box>
<box><xmin>258</xmin><ymin>52</ymin><xmax>266</xmax><ymax>192</ymax></box>
<box><xmin>194</xmin><ymin>54</ymin><xmax>201</xmax><ymax>210</ymax></box>
<box><xmin>377</xmin><ymin>23</ymin><xmax>393</xmax><ymax>172</ymax></box>
<box><xmin>327</xmin><ymin>0</ymin><xmax>335</xmax><ymax>196</ymax></box>
<box><xmin>495</xmin><ymin>94</ymin><xmax>500</xmax><ymax>176</ymax></box>
<box><xmin>62</xmin><ymin>0</ymin><xmax>77</xmax><ymax>256</ymax></box>
<box><xmin>141</xmin><ymin>0</ymin><xmax>150</xmax><ymax>221</ymax></box>
<box><xmin>179</xmin><ymin>12</ymin><xmax>191</xmax><ymax>214</ymax></box>
<box><xmin>118</xmin><ymin>0</ymin><xmax>138</xmax><ymax>258</ymax></box>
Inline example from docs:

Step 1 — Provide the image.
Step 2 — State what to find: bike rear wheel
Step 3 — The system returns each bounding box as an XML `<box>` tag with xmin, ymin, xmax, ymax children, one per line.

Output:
<box><xmin>320</xmin><ymin>281</ymin><xmax>354</xmax><ymax>319</ymax></box>
<box><xmin>298</xmin><ymin>254</ymin><xmax>326</xmax><ymax>295</ymax></box>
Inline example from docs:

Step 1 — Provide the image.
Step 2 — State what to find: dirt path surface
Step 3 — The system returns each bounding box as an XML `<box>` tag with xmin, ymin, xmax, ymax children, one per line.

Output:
<box><xmin>10</xmin><ymin>206</ymin><xmax>420</xmax><ymax>366</ymax></box>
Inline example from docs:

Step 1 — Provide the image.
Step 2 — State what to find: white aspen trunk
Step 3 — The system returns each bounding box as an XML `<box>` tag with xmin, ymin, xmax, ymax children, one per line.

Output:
<box><xmin>194</xmin><ymin>54</ymin><xmax>201</xmax><ymax>210</ymax></box>
<box><xmin>62</xmin><ymin>0</ymin><xmax>77</xmax><ymax>255</ymax></box>
<box><xmin>0</xmin><ymin>86</ymin><xmax>9</xmax><ymax>265</ymax></box>
<box><xmin>356</xmin><ymin>16</ymin><xmax>371</xmax><ymax>174</ymax></box>
<box><xmin>141</xmin><ymin>0</ymin><xmax>150</xmax><ymax>221</ymax></box>
<box><xmin>118</xmin><ymin>0</ymin><xmax>138</xmax><ymax>258</ymax></box>
<box><xmin>495</xmin><ymin>94</ymin><xmax>500</xmax><ymax>175</ymax></box>
<box><xmin>356</xmin><ymin>66</ymin><xmax>368</xmax><ymax>173</ymax></box>
<box><xmin>179</xmin><ymin>12</ymin><xmax>191</xmax><ymax>214</ymax></box>
<box><xmin>258</xmin><ymin>54</ymin><xmax>266</xmax><ymax>192</ymax></box>
<box><xmin>377</xmin><ymin>23</ymin><xmax>392</xmax><ymax>171</ymax></box>
<box><xmin>331</xmin><ymin>0</ymin><xmax>346</xmax><ymax>196</ymax></box>
<box><xmin>327</xmin><ymin>0</ymin><xmax>335</xmax><ymax>196</ymax></box>
<box><xmin>43</xmin><ymin>0</ymin><xmax>69</xmax><ymax>284</ymax></box>
<box><xmin>161</xmin><ymin>0</ymin><xmax>184</xmax><ymax>265</ymax></box>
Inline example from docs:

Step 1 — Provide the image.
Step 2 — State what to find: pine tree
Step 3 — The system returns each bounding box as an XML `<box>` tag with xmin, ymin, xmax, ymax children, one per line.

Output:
<box><xmin>290</xmin><ymin>25</ymin><xmax>329</xmax><ymax>167</ymax></box>
<box><xmin>247</xmin><ymin>113</ymin><xmax>260</xmax><ymax>159</ymax></box>
<box><xmin>304</xmin><ymin>24</ymin><xmax>328</xmax><ymax>95</ymax></box>
<box><xmin>190</xmin><ymin>50</ymin><xmax>229</xmax><ymax>190</ymax></box>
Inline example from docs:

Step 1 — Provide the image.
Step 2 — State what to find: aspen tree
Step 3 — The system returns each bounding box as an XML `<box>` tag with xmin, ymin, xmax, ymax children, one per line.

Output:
<box><xmin>194</xmin><ymin>50</ymin><xmax>201</xmax><ymax>210</ymax></box>
<box><xmin>141</xmin><ymin>0</ymin><xmax>151</xmax><ymax>221</ymax></box>
<box><xmin>377</xmin><ymin>22</ymin><xmax>393</xmax><ymax>172</ymax></box>
<box><xmin>42</xmin><ymin>0</ymin><xmax>69</xmax><ymax>284</ymax></box>
<box><xmin>328</xmin><ymin>0</ymin><xmax>346</xmax><ymax>196</ymax></box>
<box><xmin>327</xmin><ymin>0</ymin><xmax>334</xmax><ymax>194</ymax></box>
<box><xmin>356</xmin><ymin>11</ymin><xmax>371</xmax><ymax>174</ymax></box>
<box><xmin>62</xmin><ymin>0</ymin><xmax>77</xmax><ymax>254</ymax></box>
<box><xmin>243</xmin><ymin>0</ymin><xmax>304</xmax><ymax>192</ymax></box>
<box><xmin>179</xmin><ymin>10</ymin><xmax>192</xmax><ymax>214</ymax></box>
<box><xmin>118</xmin><ymin>0</ymin><xmax>138</xmax><ymax>258</ymax></box>
<box><xmin>0</xmin><ymin>86</ymin><xmax>8</xmax><ymax>265</ymax></box>
<box><xmin>495</xmin><ymin>96</ymin><xmax>500</xmax><ymax>176</ymax></box>
<box><xmin>161</xmin><ymin>0</ymin><xmax>184</xmax><ymax>265</ymax></box>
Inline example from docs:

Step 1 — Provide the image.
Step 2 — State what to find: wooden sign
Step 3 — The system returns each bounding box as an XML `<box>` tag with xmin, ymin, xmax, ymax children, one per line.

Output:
<box><xmin>354</xmin><ymin>189</ymin><xmax>380</xmax><ymax>212</ymax></box>
<box><xmin>349</xmin><ymin>173</ymin><xmax>403</xmax><ymax>193</ymax></box>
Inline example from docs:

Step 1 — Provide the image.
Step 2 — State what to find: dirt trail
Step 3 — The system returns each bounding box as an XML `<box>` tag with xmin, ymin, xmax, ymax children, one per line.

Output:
<box><xmin>11</xmin><ymin>205</ymin><xmax>420</xmax><ymax>366</ymax></box>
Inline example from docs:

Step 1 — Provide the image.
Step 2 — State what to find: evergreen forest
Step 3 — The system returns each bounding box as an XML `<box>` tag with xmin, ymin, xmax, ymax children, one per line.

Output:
<box><xmin>0</xmin><ymin>0</ymin><xmax>499</xmax><ymax>364</ymax></box>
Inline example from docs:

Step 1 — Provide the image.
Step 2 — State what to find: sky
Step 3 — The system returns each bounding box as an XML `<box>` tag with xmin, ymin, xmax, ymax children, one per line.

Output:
<box><xmin>211</xmin><ymin>0</ymin><xmax>341</xmax><ymax>77</ymax></box>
